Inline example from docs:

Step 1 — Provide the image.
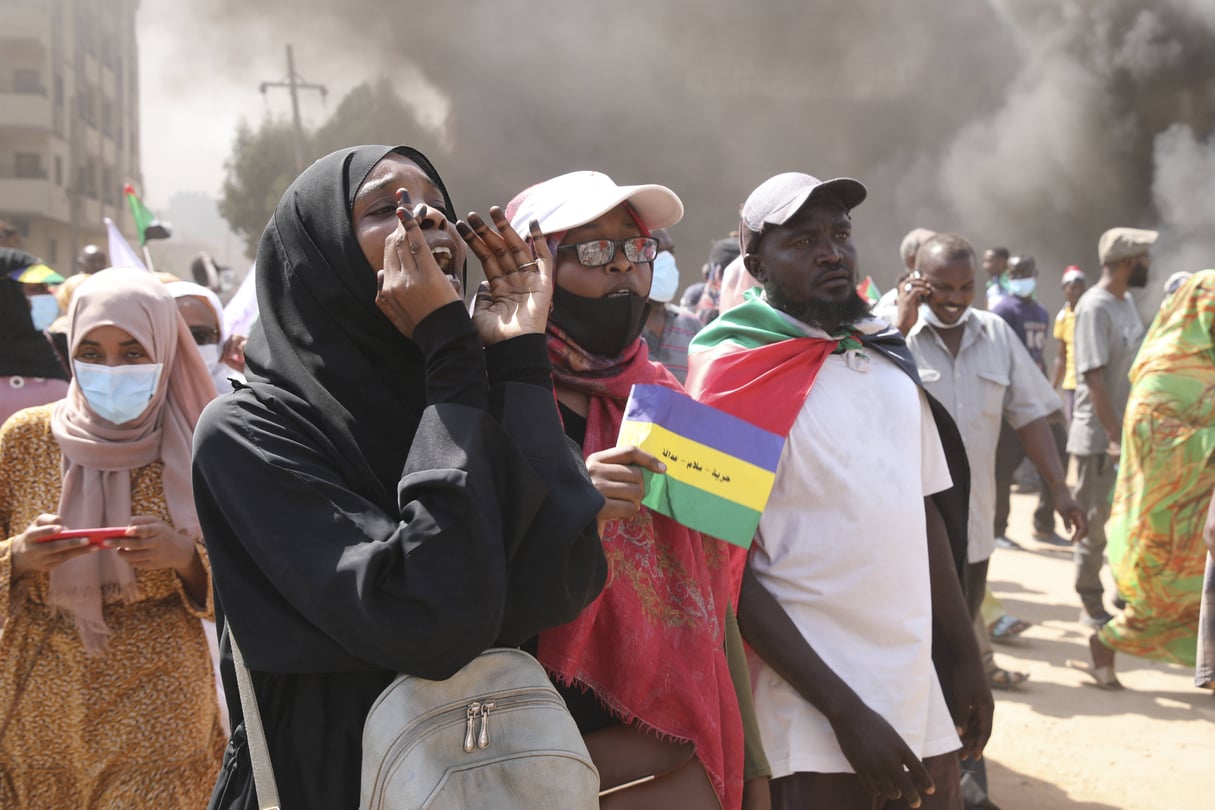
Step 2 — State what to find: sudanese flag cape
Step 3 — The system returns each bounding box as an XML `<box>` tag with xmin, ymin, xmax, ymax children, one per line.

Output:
<box><xmin>684</xmin><ymin>291</ymin><xmax>972</xmax><ymax>604</ymax></box>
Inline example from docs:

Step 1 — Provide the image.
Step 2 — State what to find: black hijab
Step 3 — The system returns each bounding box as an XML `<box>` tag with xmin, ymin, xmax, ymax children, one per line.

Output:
<box><xmin>0</xmin><ymin>247</ymin><xmax>69</xmax><ymax>380</ymax></box>
<box><xmin>243</xmin><ymin>145</ymin><xmax>460</xmax><ymax>511</ymax></box>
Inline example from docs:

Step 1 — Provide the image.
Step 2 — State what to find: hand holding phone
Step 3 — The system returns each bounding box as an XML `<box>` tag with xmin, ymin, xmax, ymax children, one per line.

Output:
<box><xmin>37</xmin><ymin>527</ymin><xmax>130</xmax><ymax>546</ymax></box>
<box><xmin>11</xmin><ymin>515</ymin><xmax>104</xmax><ymax>577</ymax></box>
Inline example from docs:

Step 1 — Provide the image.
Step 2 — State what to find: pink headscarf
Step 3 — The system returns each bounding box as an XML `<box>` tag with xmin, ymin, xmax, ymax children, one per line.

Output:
<box><xmin>49</xmin><ymin>267</ymin><xmax>215</xmax><ymax>655</ymax></box>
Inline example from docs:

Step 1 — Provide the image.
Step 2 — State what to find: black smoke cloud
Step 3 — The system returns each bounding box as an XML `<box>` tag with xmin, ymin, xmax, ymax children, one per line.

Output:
<box><xmin>186</xmin><ymin>0</ymin><xmax>1215</xmax><ymax>310</ymax></box>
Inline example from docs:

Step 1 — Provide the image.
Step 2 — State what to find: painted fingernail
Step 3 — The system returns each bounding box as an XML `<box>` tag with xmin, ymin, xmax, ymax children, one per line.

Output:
<box><xmin>396</xmin><ymin>188</ymin><xmax>410</xmax><ymax>206</ymax></box>
<box><xmin>413</xmin><ymin>203</ymin><xmax>428</xmax><ymax>219</ymax></box>
<box><xmin>455</xmin><ymin>220</ymin><xmax>473</xmax><ymax>237</ymax></box>
<box><xmin>529</xmin><ymin>218</ymin><xmax>542</xmax><ymax>234</ymax></box>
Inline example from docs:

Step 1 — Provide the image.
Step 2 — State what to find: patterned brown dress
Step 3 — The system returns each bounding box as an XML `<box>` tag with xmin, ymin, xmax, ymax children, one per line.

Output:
<box><xmin>0</xmin><ymin>405</ymin><xmax>224</xmax><ymax>808</ymax></box>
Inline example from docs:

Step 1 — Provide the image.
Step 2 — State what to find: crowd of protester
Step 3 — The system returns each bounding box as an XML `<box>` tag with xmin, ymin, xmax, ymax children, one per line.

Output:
<box><xmin>0</xmin><ymin>146</ymin><xmax>1211</xmax><ymax>810</ymax></box>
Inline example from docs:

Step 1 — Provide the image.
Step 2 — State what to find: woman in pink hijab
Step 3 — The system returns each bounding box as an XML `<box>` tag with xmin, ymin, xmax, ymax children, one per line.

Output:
<box><xmin>0</xmin><ymin>267</ymin><xmax>224</xmax><ymax>808</ymax></box>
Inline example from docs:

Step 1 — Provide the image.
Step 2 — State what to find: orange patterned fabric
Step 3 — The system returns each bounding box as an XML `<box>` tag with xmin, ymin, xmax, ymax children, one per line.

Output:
<box><xmin>0</xmin><ymin>405</ymin><xmax>224</xmax><ymax>808</ymax></box>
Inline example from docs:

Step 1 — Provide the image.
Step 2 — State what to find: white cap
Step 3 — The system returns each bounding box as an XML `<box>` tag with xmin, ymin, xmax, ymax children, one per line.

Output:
<box><xmin>649</xmin><ymin>251</ymin><xmax>679</xmax><ymax>303</ymax></box>
<box><xmin>507</xmin><ymin>170</ymin><xmax>683</xmax><ymax>239</ymax></box>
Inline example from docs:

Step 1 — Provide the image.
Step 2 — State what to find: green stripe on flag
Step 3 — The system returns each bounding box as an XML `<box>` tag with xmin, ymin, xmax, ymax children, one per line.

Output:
<box><xmin>640</xmin><ymin>469</ymin><xmax>761</xmax><ymax>549</ymax></box>
<box><xmin>124</xmin><ymin>184</ymin><xmax>157</xmax><ymax>245</ymax></box>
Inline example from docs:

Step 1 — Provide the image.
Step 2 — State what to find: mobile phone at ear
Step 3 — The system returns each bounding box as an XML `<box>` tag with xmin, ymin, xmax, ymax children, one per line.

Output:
<box><xmin>37</xmin><ymin>527</ymin><xmax>128</xmax><ymax>546</ymax></box>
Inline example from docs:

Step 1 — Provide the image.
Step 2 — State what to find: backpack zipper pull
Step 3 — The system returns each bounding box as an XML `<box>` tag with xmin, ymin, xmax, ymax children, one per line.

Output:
<box><xmin>464</xmin><ymin>702</ymin><xmax>481</xmax><ymax>753</ymax></box>
<box><xmin>477</xmin><ymin>701</ymin><xmax>496</xmax><ymax>749</ymax></box>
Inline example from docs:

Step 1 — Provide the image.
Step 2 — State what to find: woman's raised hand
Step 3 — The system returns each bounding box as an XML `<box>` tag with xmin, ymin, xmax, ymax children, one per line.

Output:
<box><xmin>375</xmin><ymin>189</ymin><xmax>461</xmax><ymax>338</ymax></box>
<box><xmin>459</xmin><ymin>209</ymin><xmax>554</xmax><ymax>346</ymax></box>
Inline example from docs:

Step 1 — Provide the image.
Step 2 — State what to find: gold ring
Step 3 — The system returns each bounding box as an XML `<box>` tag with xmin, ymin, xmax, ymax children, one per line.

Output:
<box><xmin>516</xmin><ymin>259</ymin><xmax>541</xmax><ymax>270</ymax></box>
<box><xmin>409</xmin><ymin>240</ymin><xmax>420</xmax><ymax>255</ymax></box>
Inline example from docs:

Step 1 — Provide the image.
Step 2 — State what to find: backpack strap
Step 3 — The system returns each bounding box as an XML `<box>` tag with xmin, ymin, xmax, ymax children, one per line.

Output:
<box><xmin>229</xmin><ymin>627</ymin><xmax>282</xmax><ymax>810</ymax></box>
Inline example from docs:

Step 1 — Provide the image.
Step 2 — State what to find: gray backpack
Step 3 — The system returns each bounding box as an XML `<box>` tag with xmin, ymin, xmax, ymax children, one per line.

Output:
<box><xmin>231</xmin><ymin>635</ymin><xmax>599</xmax><ymax>810</ymax></box>
<box><xmin>359</xmin><ymin>648</ymin><xmax>600</xmax><ymax>809</ymax></box>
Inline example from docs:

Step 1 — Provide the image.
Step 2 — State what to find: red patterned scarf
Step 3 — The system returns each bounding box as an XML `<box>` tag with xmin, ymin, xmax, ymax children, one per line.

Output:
<box><xmin>540</xmin><ymin>324</ymin><xmax>743</xmax><ymax>810</ymax></box>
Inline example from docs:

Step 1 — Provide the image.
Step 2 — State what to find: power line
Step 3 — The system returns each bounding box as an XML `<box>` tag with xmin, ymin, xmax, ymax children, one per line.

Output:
<box><xmin>259</xmin><ymin>45</ymin><xmax>327</xmax><ymax>174</ymax></box>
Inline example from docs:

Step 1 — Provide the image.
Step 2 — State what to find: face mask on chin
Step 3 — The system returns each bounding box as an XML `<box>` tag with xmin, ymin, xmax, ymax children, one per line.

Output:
<box><xmin>549</xmin><ymin>285</ymin><xmax>651</xmax><ymax>358</ymax></box>
<box><xmin>72</xmin><ymin>361</ymin><xmax>164</xmax><ymax>425</ymax></box>
<box><xmin>918</xmin><ymin>302</ymin><xmax>973</xmax><ymax>330</ymax></box>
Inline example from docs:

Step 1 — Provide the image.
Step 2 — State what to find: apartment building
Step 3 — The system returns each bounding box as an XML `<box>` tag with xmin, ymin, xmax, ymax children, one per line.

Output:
<box><xmin>0</xmin><ymin>0</ymin><xmax>141</xmax><ymax>270</ymax></box>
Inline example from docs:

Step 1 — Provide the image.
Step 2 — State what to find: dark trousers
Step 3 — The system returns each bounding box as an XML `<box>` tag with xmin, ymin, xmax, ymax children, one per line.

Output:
<box><xmin>770</xmin><ymin>754</ymin><xmax>962</xmax><ymax>809</ymax></box>
<box><xmin>993</xmin><ymin>421</ymin><xmax>1065</xmax><ymax>537</ymax></box>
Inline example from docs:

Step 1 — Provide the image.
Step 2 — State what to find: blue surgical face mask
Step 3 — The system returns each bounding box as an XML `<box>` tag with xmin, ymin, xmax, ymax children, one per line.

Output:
<box><xmin>1008</xmin><ymin>277</ymin><xmax>1037</xmax><ymax>298</ymax></box>
<box><xmin>28</xmin><ymin>294</ymin><xmax>59</xmax><ymax>331</ymax></box>
<box><xmin>72</xmin><ymin>361</ymin><xmax>164</xmax><ymax>424</ymax></box>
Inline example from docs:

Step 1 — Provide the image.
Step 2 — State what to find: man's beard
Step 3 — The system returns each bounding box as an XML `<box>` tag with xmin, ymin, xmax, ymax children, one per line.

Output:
<box><xmin>1129</xmin><ymin>263</ymin><xmax>1150</xmax><ymax>288</ymax></box>
<box><xmin>766</xmin><ymin>282</ymin><xmax>871</xmax><ymax>333</ymax></box>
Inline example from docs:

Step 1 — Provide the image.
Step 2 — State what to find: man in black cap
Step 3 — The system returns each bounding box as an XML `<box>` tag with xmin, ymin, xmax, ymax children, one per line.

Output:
<box><xmin>688</xmin><ymin>172</ymin><xmax>990</xmax><ymax>810</ymax></box>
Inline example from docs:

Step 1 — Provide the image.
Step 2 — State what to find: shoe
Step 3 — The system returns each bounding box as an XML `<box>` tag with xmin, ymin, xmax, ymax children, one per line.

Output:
<box><xmin>989</xmin><ymin>614</ymin><xmax>1032</xmax><ymax>642</ymax></box>
<box><xmin>1032</xmin><ymin>529</ymin><xmax>1071</xmax><ymax>547</ymax></box>
<box><xmin>1080</xmin><ymin>608</ymin><xmax>1115</xmax><ymax>628</ymax></box>
<box><xmin>1067</xmin><ymin>660</ymin><xmax>1124</xmax><ymax>690</ymax></box>
<box><xmin>994</xmin><ymin>535</ymin><xmax>1023</xmax><ymax>550</ymax></box>
<box><xmin>987</xmin><ymin>667</ymin><xmax>1029</xmax><ymax>690</ymax></box>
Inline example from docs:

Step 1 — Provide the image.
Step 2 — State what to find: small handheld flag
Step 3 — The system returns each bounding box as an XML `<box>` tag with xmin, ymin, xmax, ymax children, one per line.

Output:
<box><xmin>857</xmin><ymin>276</ymin><xmax>881</xmax><ymax>304</ymax></box>
<box><xmin>617</xmin><ymin>384</ymin><xmax>784</xmax><ymax>548</ymax></box>
<box><xmin>104</xmin><ymin>217</ymin><xmax>147</xmax><ymax>270</ymax></box>
<box><xmin>122</xmin><ymin>184</ymin><xmax>170</xmax><ymax>245</ymax></box>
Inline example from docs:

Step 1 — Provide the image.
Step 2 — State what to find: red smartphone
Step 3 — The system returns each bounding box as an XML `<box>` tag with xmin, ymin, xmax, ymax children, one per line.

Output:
<box><xmin>37</xmin><ymin>527</ymin><xmax>129</xmax><ymax>546</ymax></box>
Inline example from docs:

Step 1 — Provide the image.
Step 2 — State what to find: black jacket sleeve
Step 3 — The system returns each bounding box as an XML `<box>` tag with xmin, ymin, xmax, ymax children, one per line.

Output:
<box><xmin>483</xmin><ymin>334</ymin><xmax>607</xmax><ymax>645</ymax></box>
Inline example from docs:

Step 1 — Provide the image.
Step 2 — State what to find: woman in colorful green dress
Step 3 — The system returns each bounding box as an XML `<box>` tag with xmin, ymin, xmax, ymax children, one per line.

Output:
<box><xmin>1078</xmin><ymin>270</ymin><xmax>1215</xmax><ymax>689</ymax></box>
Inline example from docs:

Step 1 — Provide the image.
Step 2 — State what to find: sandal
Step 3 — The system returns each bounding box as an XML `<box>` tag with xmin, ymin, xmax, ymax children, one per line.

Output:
<box><xmin>989</xmin><ymin>614</ymin><xmax>1032</xmax><ymax>642</ymax></box>
<box><xmin>987</xmin><ymin>668</ymin><xmax>1029</xmax><ymax>690</ymax></box>
<box><xmin>1067</xmin><ymin>659</ymin><xmax>1124</xmax><ymax>690</ymax></box>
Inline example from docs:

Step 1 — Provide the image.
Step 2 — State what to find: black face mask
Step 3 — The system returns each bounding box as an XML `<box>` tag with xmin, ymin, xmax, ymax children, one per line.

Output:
<box><xmin>1128</xmin><ymin>261</ymin><xmax>1150</xmax><ymax>289</ymax></box>
<box><xmin>550</xmin><ymin>285</ymin><xmax>651</xmax><ymax>358</ymax></box>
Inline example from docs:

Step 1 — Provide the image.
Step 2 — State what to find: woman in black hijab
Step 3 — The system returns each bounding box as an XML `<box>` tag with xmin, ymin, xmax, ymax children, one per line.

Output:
<box><xmin>194</xmin><ymin>146</ymin><xmax>607</xmax><ymax>809</ymax></box>
<box><xmin>1</xmin><ymin>247</ymin><xmax>70</xmax><ymax>424</ymax></box>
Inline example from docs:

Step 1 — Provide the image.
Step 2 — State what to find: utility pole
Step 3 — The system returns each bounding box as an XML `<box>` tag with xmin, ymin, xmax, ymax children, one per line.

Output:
<box><xmin>259</xmin><ymin>45</ymin><xmax>327</xmax><ymax>174</ymax></box>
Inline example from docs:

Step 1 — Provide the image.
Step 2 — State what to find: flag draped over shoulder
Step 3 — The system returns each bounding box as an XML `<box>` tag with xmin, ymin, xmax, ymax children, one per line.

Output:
<box><xmin>686</xmin><ymin>289</ymin><xmax>974</xmax><ymax>595</ymax></box>
<box><xmin>685</xmin><ymin>289</ymin><xmax>845</xmax><ymax>438</ymax></box>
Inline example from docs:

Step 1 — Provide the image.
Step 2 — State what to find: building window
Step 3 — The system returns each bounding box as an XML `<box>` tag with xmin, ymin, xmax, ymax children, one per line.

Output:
<box><xmin>48</xmin><ymin>237</ymin><xmax>58</xmax><ymax>265</ymax></box>
<box><xmin>101</xmin><ymin>100</ymin><xmax>112</xmax><ymax>137</ymax></box>
<box><xmin>13</xmin><ymin>69</ymin><xmax>44</xmax><ymax>95</ymax></box>
<box><xmin>14</xmin><ymin>153</ymin><xmax>46</xmax><ymax>180</ymax></box>
<box><xmin>53</xmin><ymin>75</ymin><xmax>63</xmax><ymax>105</ymax></box>
<box><xmin>78</xmin><ymin>90</ymin><xmax>96</xmax><ymax>126</ymax></box>
<box><xmin>102</xmin><ymin>167</ymin><xmax>114</xmax><ymax>204</ymax></box>
<box><xmin>54</xmin><ymin>155</ymin><xmax>62</xmax><ymax>185</ymax></box>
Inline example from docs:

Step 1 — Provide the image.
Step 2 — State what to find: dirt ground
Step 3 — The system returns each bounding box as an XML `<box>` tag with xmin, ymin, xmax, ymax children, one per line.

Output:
<box><xmin>982</xmin><ymin>490</ymin><xmax>1213</xmax><ymax>809</ymax></box>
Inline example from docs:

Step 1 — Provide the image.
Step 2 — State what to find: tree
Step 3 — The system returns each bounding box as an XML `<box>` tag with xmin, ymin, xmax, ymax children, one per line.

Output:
<box><xmin>218</xmin><ymin>80</ymin><xmax>447</xmax><ymax>258</ymax></box>
<box><xmin>218</xmin><ymin>119</ymin><xmax>305</xmax><ymax>258</ymax></box>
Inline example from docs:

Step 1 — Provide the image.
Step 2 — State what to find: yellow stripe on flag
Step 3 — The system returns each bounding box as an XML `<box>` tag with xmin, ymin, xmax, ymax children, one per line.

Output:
<box><xmin>617</xmin><ymin>420</ymin><xmax>777</xmax><ymax>513</ymax></box>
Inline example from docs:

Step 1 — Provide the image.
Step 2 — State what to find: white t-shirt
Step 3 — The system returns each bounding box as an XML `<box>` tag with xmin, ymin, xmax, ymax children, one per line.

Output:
<box><xmin>748</xmin><ymin>347</ymin><xmax>960</xmax><ymax>777</ymax></box>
